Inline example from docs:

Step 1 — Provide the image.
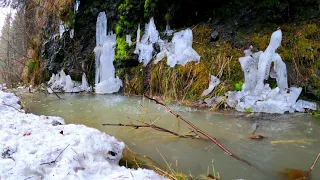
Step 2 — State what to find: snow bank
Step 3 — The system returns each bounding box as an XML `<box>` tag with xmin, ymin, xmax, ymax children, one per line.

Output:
<box><xmin>226</xmin><ymin>30</ymin><xmax>317</xmax><ymax>114</ymax></box>
<box><xmin>0</xmin><ymin>91</ymin><xmax>166</xmax><ymax>180</ymax></box>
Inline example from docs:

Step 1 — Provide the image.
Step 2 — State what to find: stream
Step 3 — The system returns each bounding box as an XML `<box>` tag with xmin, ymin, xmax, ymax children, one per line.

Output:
<box><xmin>19</xmin><ymin>92</ymin><xmax>320</xmax><ymax>180</ymax></box>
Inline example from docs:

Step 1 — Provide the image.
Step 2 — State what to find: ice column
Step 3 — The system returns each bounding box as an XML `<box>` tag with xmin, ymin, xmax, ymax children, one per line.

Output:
<box><xmin>59</xmin><ymin>24</ymin><xmax>65</xmax><ymax>38</ymax></box>
<box><xmin>94</xmin><ymin>12</ymin><xmax>123</xmax><ymax>94</ymax></box>
<box><xmin>134</xmin><ymin>18</ymin><xmax>159</xmax><ymax>66</ymax></box>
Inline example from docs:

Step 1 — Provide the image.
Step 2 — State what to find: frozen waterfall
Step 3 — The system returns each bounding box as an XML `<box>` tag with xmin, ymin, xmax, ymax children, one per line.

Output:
<box><xmin>226</xmin><ymin>30</ymin><xmax>316</xmax><ymax>114</ymax></box>
<box><xmin>94</xmin><ymin>12</ymin><xmax>123</xmax><ymax>94</ymax></box>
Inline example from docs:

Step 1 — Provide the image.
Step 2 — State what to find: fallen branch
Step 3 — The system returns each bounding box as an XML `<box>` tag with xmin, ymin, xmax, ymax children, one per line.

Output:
<box><xmin>40</xmin><ymin>144</ymin><xmax>70</xmax><ymax>165</ymax></box>
<box><xmin>308</xmin><ymin>152</ymin><xmax>320</xmax><ymax>178</ymax></box>
<box><xmin>102</xmin><ymin>122</ymin><xmax>202</xmax><ymax>139</ymax></box>
<box><xmin>47</xmin><ymin>85</ymin><xmax>62</xmax><ymax>100</ymax></box>
<box><xmin>126</xmin><ymin>82</ymin><xmax>253</xmax><ymax>167</ymax></box>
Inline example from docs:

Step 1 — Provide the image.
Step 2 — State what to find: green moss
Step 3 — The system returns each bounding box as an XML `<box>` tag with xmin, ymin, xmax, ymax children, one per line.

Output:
<box><xmin>27</xmin><ymin>59</ymin><xmax>35</xmax><ymax>73</ymax></box>
<box><xmin>235</xmin><ymin>81</ymin><xmax>243</xmax><ymax>91</ymax></box>
<box><xmin>144</xmin><ymin>0</ymin><xmax>158</xmax><ymax>18</ymax></box>
<box><xmin>115</xmin><ymin>37</ymin><xmax>129</xmax><ymax>61</ymax></box>
<box><xmin>245</xmin><ymin>108</ymin><xmax>252</xmax><ymax>113</ymax></box>
<box><xmin>116</xmin><ymin>24</ymin><xmax>124</xmax><ymax>35</ymax></box>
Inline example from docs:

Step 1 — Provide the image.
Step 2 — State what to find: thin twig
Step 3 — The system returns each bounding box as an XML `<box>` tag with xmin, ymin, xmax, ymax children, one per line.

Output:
<box><xmin>102</xmin><ymin>122</ymin><xmax>201</xmax><ymax>139</ymax></box>
<box><xmin>308</xmin><ymin>152</ymin><xmax>320</xmax><ymax>178</ymax></box>
<box><xmin>40</xmin><ymin>144</ymin><xmax>70</xmax><ymax>165</ymax></box>
<box><xmin>47</xmin><ymin>85</ymin><xmax>62</xmax><ymax>100</ymax></box>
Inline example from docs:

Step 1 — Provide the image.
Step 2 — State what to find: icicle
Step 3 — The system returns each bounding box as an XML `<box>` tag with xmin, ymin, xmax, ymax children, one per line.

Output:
<box><xmin>126</xmin><ymin>35</ymin><xmax>132</xmax><ymax>46</ymax></box>
<box><xmin>134</xmin><ymin>18</ymin><xmax>159</xmax><ymax>66</ymax></box>
<box><xmin>70</xmin><ymin>29</ymin><xmax>74</xmax><ymax>39</ymax></box>
<box><xmin>59</xmin><ymin>24</ymin><xmax>65</xmax><ymax>38</ymax></box>
<box><xmin>81</xmin><ymin>73</ymin><xmax>90</xmax><ymax>91</ymax></box>
<box><xmin>164</xmin><ymin>25</ymin><xmax>174</xmax><ymax>36</ymax></box>
<box><xmin>74</xmin><ymin>0</ymin><xmax>80</xmax><ymax>14</ymax></box>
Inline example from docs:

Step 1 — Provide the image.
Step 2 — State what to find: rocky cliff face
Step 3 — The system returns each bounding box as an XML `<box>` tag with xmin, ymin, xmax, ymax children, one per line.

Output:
<box><xmin>40</xmin><ymin>0</ymin><xmax>320</xmax><ymax>100</ymax></box>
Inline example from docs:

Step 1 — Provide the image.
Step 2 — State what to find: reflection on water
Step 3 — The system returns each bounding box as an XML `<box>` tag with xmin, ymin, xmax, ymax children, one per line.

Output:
<box><xmin>20</xmin><ymin>93</ymin><xmax>320</xmax><ymax>180</ymax></box>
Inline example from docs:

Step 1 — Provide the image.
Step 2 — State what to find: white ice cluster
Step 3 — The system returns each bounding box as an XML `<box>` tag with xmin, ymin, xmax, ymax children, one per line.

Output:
<box><xmin>164</xmin><ymin>25</ymin><xmax>174</xmax><ymax>36</ymax></box>
<box><xmin>59</xmin><ymin>24</ymin><xmax>65</xmax><ymax>38</ymax></box>
<box><xmin>201</xmin><ymin>75</ymin><xmax>220</xmax><ymax>96</ymax></box>
<box><xmin>155</xmin><ymin>28</ymin><xmax>200</xmax><ymax>67</ymax></box>
<box><xmin>0</xmin><ymin>90</ymin><xmax>167</xmax><ymax>180</ymax></box>
<box><xmin>94</xmin><ymin>12</ymin><xmax>123</xmax><ymax>94</ymax></box>
<box><xmin>134</xmin><ymin>18</ymin><xmax>200</xmax><ymax>67</ymax></box>
<box><xmin>0</xmin><ymin>83</ymin><xmax>5</xmax><ymax>91</ymax></box>
<box><xmin>126</xmin><ymin>35</ymin><xmax>132</xmax><ymax>46</ymax></box>
<box><xmin>47</xmin><ymin>70</ymin><xmax>91</xmax><ymax>93</ymax></box>
<box><xmin>74</xmin><ymin>0</ymin><xmax>80</xmax><ymax>14</ymax></box>
<box><xmin>134</xmin><ymin>18</ymin><xmax>159</xmax><ymax>66</ymax></box>
<box><xmin>226</xmin><ymin>30</ymin><xmax>317</xmax><ymax>114</ymax></box>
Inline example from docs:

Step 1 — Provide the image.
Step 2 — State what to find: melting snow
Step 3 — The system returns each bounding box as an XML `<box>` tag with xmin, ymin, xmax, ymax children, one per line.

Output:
<box><xmin>0</xmin><ymin>90</ymin><xmax>167</xmax><ymax>180</ymax></box>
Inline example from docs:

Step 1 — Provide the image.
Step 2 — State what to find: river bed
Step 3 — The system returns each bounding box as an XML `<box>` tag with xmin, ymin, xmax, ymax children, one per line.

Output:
<box><xmin>19</xmin><ymin>92</ymin><xmax>320</xmax><ymax>180</ymax></box>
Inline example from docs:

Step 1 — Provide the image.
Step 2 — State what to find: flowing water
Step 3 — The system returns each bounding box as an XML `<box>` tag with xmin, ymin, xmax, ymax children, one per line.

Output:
<box><xmin>20</xmin><ymin>93</ymin><xmax>320</xmax><ymax>180</ymax></box>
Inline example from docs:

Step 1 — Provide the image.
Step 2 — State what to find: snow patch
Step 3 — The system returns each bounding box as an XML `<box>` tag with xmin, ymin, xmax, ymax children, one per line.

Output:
<box><xmin>0</xmin><ymin>90</ymin><xmax>167</xmax><ymax>180</ymax></box>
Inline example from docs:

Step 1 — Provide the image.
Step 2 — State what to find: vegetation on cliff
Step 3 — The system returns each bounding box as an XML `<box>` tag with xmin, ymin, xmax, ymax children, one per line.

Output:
<box><xmin>0</xmin><ymin>0</ymin><xmax>319</xmax><ymax>102</ymax></box>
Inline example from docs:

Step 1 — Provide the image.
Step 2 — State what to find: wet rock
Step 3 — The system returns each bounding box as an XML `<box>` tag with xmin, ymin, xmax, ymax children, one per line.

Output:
<box><xmin>210</xmin><ymin>31</ymin><xmax>219</xmax><ymax>42</ymax></box>
<box><xmin>51</xmin><ymin>120</ymin><xmax>63</xmax><ymax>126</ymax></box>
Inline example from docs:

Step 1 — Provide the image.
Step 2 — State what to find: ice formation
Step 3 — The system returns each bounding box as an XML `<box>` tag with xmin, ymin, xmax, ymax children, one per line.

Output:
<box><xmin>0</xmin><ymin>90</ymin><xmax>167</xmax><ymax>180</ymax></box>
<box><xmin>226</xmin><ymin>30</ymin><xmax>317</xmax><ymax>114</ymax></box>
<box><xmin>164</xmin><ymin>25</ymin><xmax>174</xmax><ymax>36</ymax></box>
<box><xmin>94</xmin><ymin>12</ymin><xmax>123</xmax><ymax>94</ymax></box>
<box><xmin>134</xmin><ymin>18</ymin><xmax>200</xmax><ymax>67</ymax></box>
<box><xmin>59</xmin><ymin>24</ymin><xmax>65</xmax><ymax>38</ymax></box>
<box><xmin>201</xmin><ymin>75</ymin><xmax>220</xmax><ymax>96</ymax></box>
<box><xmin>47</xmin><ymin>70</ymin><xmax>91</xmax><ymax>93</ymax></box>
<box><xmin>155</xmin><ymin>28</ymin><xmax>200</xmax><ymax>67</ymax></box>
<box><xmin>126</xmin><ymin>35</ymin><xmax>132</xmax><ymax>46</ymax></box>
<box><xmin>70</xmin><ymin>29</ymin><xmax>74</xmax><ymax>39</ymax></box>
<box><xmin>134</xmin><ymin>18</ymin><xmax>159</xmax><ymax>66</ymax></box>
<box><xmin>74</xmin><ymin>0</ymin><xmax>80</xmax><ymax>13</ymax></box>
